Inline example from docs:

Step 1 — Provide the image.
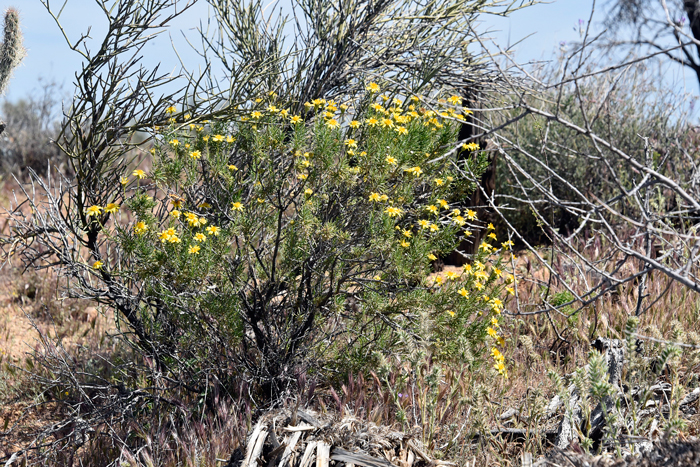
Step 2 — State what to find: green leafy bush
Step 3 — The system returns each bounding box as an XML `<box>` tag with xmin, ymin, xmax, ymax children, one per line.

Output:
<box><xmin>78</xmin><ymin>88</ymin><xmax>515</xmax><ymax>395</ymax></box>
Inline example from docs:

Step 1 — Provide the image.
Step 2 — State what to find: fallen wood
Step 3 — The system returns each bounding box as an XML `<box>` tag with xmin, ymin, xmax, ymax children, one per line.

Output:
<box><xmin>283</xmin><ymin>423</ymin><xmax>318</xmax><ymax>432</ymax></box>
<box><xmin>330</xmin><ymin>447</ymin><xmax>398</xmax><ymax>467</ymax></box>
<box><xmin>316</xmin><ymin>442</ymin><xmax>330</xmax><ymax>467</ymax></box>
<box><xmin>279</xmin><ymin>431</ymin><xmax>303</xmax><ymax>467</ymax></box>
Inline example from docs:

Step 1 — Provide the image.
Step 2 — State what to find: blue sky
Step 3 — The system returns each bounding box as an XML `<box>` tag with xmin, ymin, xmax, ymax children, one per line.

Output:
<box><xmin>2</xmin><ymin>0</ymin><xmax>688</xmax><ymax>102</ymax></box>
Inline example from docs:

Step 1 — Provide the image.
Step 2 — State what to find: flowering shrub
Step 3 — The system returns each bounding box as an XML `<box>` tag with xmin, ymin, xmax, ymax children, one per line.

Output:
<box><xmin>75</xmin><ymin>86</ymin><xmax>515</xmax><ymax>394</ymax></box>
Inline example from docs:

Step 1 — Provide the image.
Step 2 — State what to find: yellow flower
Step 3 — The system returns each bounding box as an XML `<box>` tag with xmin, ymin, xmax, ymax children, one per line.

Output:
<box><xmin>458</xmin><ymin>288</ymin><xmax>468</xmax><ymax>298</ymax></box>
<box><xmin>381</xmin><ymin>118</ymin><xmax>394</xmax><ymax>128</ymax></box>
<box><xmin>159</xmin><ymin>228</ymin><xmax>177</xmax><ymax>243</ymax></box>
<box><xmin>251</xmin><ymin>111</ymin><xmax>262</xmax><ymax>119</ymax></box>
<box><xmin>487</xmin><ymin>327</ymin><xmax>498</xmax><ymax>338</ymax></box>
<box><xmin>474</xmin><ymin>281</ymin><xmax>484</xmax><ymax>290</ymax></box>
<box><xmin>396</xmin><ymin>126</ymin><xmax>408</xmax><ymax>135</ymax></box>
<box><xmin>312</xmin><ymin>98</ymin><xmax>325</xmax><ymax>106</ymax></box>
<box><xmin>429</xmin><ymin>223</ymin><xmax>439</xmax><ymax>232</ymax></box>
<box><xmin>434</xmin><ymin>178</ymin><xmax>444</xmax><ymax>186</ymax></box>
<box><xmin>448</xmin><ymin>95</ymin><xmax>462</xmax><ymax>105</ymax></box>
<box><xmin>326</xmin><ymin>119</ymin><xmax>339</xmax><ymax>129</ymax></box>
<box><xmin>194</xmin><ymin>233</ymin><xmax>207</xmax><ymax>242</ymax></box>
<box><xmin>86</xmin><ymin>205</ymin><xmax>103</xmax><ymax>217</ymax></box>
<box><xmin>134</xmin><ymin>221</ymin><xmax>148</xmax><ymax>235</ymax></box>
<box><xmin>350</xmin><ymin>120</ymin><xmax>360</xmax><ymax>128</ymax></box>
<box><xmin>185</xmin><ymin>143</ymin><xmax>190</xmax><ymax>149</ymax></box>
<box><xmin>433</xmin><ymin>276</ymin><xmax>444</xmax><ymax>286</ymax></box>
<box><xmin>188</xmin><ymin>245</ymin><xmax>201</xmax><ymax>255</ymax></box>
<box><xmin>384</xmin><ymin>206</ymin><xmax>403</xmax><ymax>218</ymax></box>
<box><xmin>502</xmin><ymin>240</ymin><xmax>514</xmax><ymax>250</ymax></box>
<box><xmin>345</xmin><ymin>139</ymin><xmax>357</xmax><ymax>148</ymax></box>
<box><xmin>206</xmin><ymin>225</ymin><xmax>220</xmax><ymax>236</ymax></box>
<box><xmin>426</xmin><ymin>205</ymin><xmax>438</xmax><ymax>215</ymax></box>
<box><xmin>463</xmin><ymin>230</ymin><xmax>472</xmax><ymax>237</ymax></box>
<box><xmin>507</xmin><ymin>287</ymin><xmax>515</xmax><ymax>296</ymax></box>
<box><xmin>385</xmin><ymin>156</ymin><xmax>397</xmax><ymax>165</ymax></box>
<box><xmin>367</xmin><ymin>117</ymin><xmax>379</xmax><ymax>127</ymax></box>
<box><xmin>184</xmin><ymin>113</ymin><xmax>191</xmax><ymax>120</ymax></box>
<box><xmin>404</xmin><ymin>166</ymin><xmax>422</xmax><ymax>176</ymax></box>
<box><xmin>120</xmin><ymin>176</ymin><xmax>129</xmax><ymax>185</ymax></box>
<box><xmin>291</xmin><ymin>115</ymin><xmax>302</xmax><ymax>124</ymax></box>
<box><xmin>212</xmin><ymin>134</ymin><xmax>224</xmax><ymax>142</ymax></box>
<box><xmin>304</xmin><ymin>188</ymin><xmax>313</xmax><ymax>196</ymax></box>
<box><xmin>298</xmin><ymin>173</ymin><xmax>308</xmax><ymax>180</ymax></box>
<box><xmin>133</xmin><ymin>169</ymin><xmax>146</xmax><ymax>179</ymax></box>
<box><xmin>445</xmin><ymin>271</ymin><xmax>458</xmax><ymax>281</ymax></box>
<box><xmin>493</xmin><ymin>267</ymin><xmax>503</xmax><ymax>278</ymax></box>
<box><xmin>465</xmin><ymin>209</ymin><xmax>477</xmax><ymax>220</ymax></box>
<box><xmin>437</xmin><ymin>199</ymin><xmax>448</xmax><ymax>209</ymax></box>
<box><xmin>171</xmin><ymin>210</ymin><xmax>181</xmax><ymax>219</ymax></box>
<box><xmin>369</xmin><ymin>192</ymin><xmax>381</xmax><ymax>202</ymax></box>
<box><xmin>402</xmin><ymin>229</ymin><xmax>412</xmax><ymax>238</ymax></box>
<box><xmin>231</xmin><ymin>202</ymin><xmax>244</xmax><ymax>211</ymax></box>
<box><xmin>366</xmin><ymin>82</ymin><xmax>380</xmax><ymax>93</ymax></box>
<box><xmin>400</xmin><ymin>240</ymin><xmax>410</xmax><ymax>248</ymax></box>
<box><xmin>190</xmin><ymin>150</ymin><xmax>202</xmax><ymax>159</ymax></box>
<box><xmin>203</xmin><ymin>135</ymin><xmax>210</xmax><ymax>142</ymax></box>
<box><xmin>198</xmin><ymin>202</ymin><xmax>211</xmax><ymax>209</ymax></box>
<box><xmin>170</xmin><ymin>139</ymin><xmax>180</xmax><ymax>147</ymax></box>
<box><xmin>92</xmin><ymin>260</ymin><xmax>104</xmax><ymax>270</ymax></box>
<box><xmin>267</xmin><ymin>105</ymin><xmax>278</xmax><ymax>113</ymax></box>
<box><xmin>279</xmin><ymin>109</ymin><xmax>289</xmax><ymax>118</ymax></box>
<box><xmin>463</xmin><ymin>264</ymin><xmax>472</xmax><ymax>274</ymax></box>
<box><xmin>427</xmin><ymin>253</ymin><xmax>437</xmax><ymax>261</ymax></box>
<box><xmin>479</xmin><ymin>242</ymin><xmax>492</xmax><ymax>252</ymax></box>
<box><xmin>105</xmin><ymin>203</ymin><xmax>119</xmax><ymax>214</ymax></box>
<box><xmin>462</xmin><ymin>142</ymin><xmax>479</xmax><ymax>151</ymax></box>
<box><xmin>487</xmin><ymin>223</ymin><xmax>495</xmax><ymax>230</ymax></box>
<box><xmin>165</xmin><ymin>105</ymin><xmax>177</xmax><ymax>114</ymax></box>
<box><xmin>418</xmin><ymin>219</ymin><xmax>431</xmax><ymax>229</ymax></box>
<box><xmin>228</xmin><ymin>164</ymin><xmax>238</xmax><ymax>171</ymax></box>
<box><xmin>488</xmin><ymin>232</ymin><xmax>497</xmax><ymax>240</ymax></box>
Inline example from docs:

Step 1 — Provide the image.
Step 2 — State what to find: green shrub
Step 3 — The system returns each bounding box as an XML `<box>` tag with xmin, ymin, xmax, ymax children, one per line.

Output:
<box><xmin>75</xmin><ymin>89</ymin><xmax>515</xmax><ymax>396</ymax></box>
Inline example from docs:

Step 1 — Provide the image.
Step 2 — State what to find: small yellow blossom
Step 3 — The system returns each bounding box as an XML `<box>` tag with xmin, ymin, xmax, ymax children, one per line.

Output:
<box><xmin>381</xmin><ymin>118</ymin><xmax>394</xmax><ymax>128</ymax></box>
<box><xmin>190</xmin><ymin>150</ymin><xmax>202</xmax><ymax>159</ymax></box>
<box><xmin>345</xmin><ymin>139</ymin><xmax>357</xmax><ymax>148</ymax></box>
<box><xmin>212</xmin><ymin>134</ymin><xmax>224</xmax><ymax>142</ymax></box>
<box><xmin>487</xmin><ymin>223</ymin><xmax>495</xmax><ymax>230</ymax></box>
<box><xmin>466</xmin><ymin>209</ymin><xmax>477</xmax><ymax>220</ymax></box>
<box><xmin>400</xmin><ymin>240</ymin><xmax>410</xmax><ymax>248</ymax></box>
<box><xmin>290</xmin><ymin>115</ymin><xmax>302</xmax><ymax>124</ymax></box>
<box><xmin>402</xmin><ymin>229</ymin><xmax>412</xmax><ymax>238</ymax></box>
<box><xmin>367</xmin><ymin>117</ymin><xmax>379</xmax><ymax>127</ymax></box>
<box><xmin>120</xmin><ymin>176</ymin><xmax>129</xmax><ymax>185</ymax></box>
<box><xmin>445</xmin><ymin>271</ymin><xmax>458</xmax><ymax>281</ymax></box>
<box><xmin>251</xmin><ymin>111</ymin><xmax>262</xmax><ymax>119</ymax></box>
<box><xmin>194</xmin><ymin>233</ymin><xmax>207</xmax><ymax>242</ymax></box>
<box><xmin>429</xmin><ymin>223</ymin><xmax>439</xmax><ymax>232</ymax></box>
<box><xmin>438</xmin><ymin>199</ymin><xmax>448</xmax><ymax>209</ymax></box>
<box><xmin>426</xmin><ymin>205</ymin><xmax>438</xmax><ymax>215</ymax></box>
<box><xmin>92</xmin><ymin>260</ymin><xmax>104</xmax><ymax>270</ymax></box>
<box><xmin>385</xmin><ymin>156</ymin><xmax>397</xmax><ymax>165</ymax></box>
<box><xmin>487</xmin><ymin>327</ymin><xmax>498</xmax><ymax>338</ymax></box>
<box><xmin>206</xmin><ymin>226</ymin><xmax>220</xmax><ymax>236</ymax></box>
<box><xmin>104</xmin><ymin>203</ymin><xmax>120</xmax><ymax>214</ymax></box>
<box><xmin>507</xmin><ymin>287</ymin><xmax>515</xmax><ymax>296</ymax></box>
<box><xmin>165</xmin><ymin>105</ymin><xmax>177</xmax><ymax>114</ymax></box>
<box><xmin>462</xmin><ymin>142</ymin><xmax>479</xmax><ymax>151</ymax></box>
<box><xmin>170</xmin><ymin>139</ymin><xmax>180</xmax><ymax>147</ymax></box>
<box><xmin>488</xmin><ymin>232</ymin><xmax>497</xmax><ymax>240</ymax></box>
<box><xmin>231</xmin><ymin>202</ymin><xmax>244</xmax><ymax>211</ymax></box>
<box><xmin>86</xmin><ymin>205</ymin><xmax>103</xmax><ymax>217</ymax></box>
<box><xmin>418</xmin><ymin>219</ymin><xmax>431</xmax><ymax>229</ymax></box>
<box><xmin>228</xmin><ymin>164</ymin><xmax>238</xmax><ymax>171</ymax></box>
<box><xmin>366</xmin><ymin>82</ymin><xmax>380</xmax><ymax>93</ymax></box>
<box><xmin>384</xmin><ymin>206</ymin><xmax>403</xmax><ymax>218</ymax></box>
<box><xmin>350</xmin><ymin>120</ymin><xmax>360</xmax><ymax>128</ymax></box>
<box><xmin>326</xmin><ymin>119</ymin><xmax>339</xmax><ymax>129</ymax></box>
<box><xmin>434</xmin><ymin>276</ymin><xmax>444</xmax><ymax>286</ymax></box>
<box><xmin>434</xmin><ymin>178</ymin><xmax>444</xmax><ymax>186</ymax></box>
<box><xmin>305</xmin><ymin>188</ymin><xmax>314</xmax><ymax>196</ymax></box>
<box><xmin>171</xmin><ymin>210</ymin><xmax>181</xmax><ymax>219</ymax></box>
<box><xmin>463</xmin><ymin>230</ymin><xmax>472</xmax><ymax>237</ymax></box>
<box><xmin>427</xmin><ymin>253</ymin><xmax>437</xmax><ymax>261</ymax></box>
<box><xmin>396</xmin><ymin>126</ymin><xmax>408</xmax><ymax>135</ymax></box>
<box><xmin>188</xmin><ymin>245</ymin><xmax>201</xmax><ymax>255</ymax></box>
<box><xmin>458</xmin><ymin>288</ymin><xmax>469</xmax><ymax>298</ymax></box>
<box><xmin>133</xmin><ymin>169</ymin><xmax>146</xmax><ymax>179</ymax></box>
<box><xmin>502</xmin><ymin>240</ymin><xmax>514</xmax><ymax>250</ymax></box>
<box><xmin>134</xmin><ymin>222</ymin><xmax>148</xmax><ymax>235</ymax></box>
<box><xmin>479</xmin><ymin>242</ymin><xmax>493</xmax><ymax>252</ymax></box>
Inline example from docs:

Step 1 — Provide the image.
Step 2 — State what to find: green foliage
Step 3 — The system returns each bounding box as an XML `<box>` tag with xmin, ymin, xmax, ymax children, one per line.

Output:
<box><xmin>81</xmin><ymin>91</ymin><xmax>514</xmax><ymax>395</ymax></box>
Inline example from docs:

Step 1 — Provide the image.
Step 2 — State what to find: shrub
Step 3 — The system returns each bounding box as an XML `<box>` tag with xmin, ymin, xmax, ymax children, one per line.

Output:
<box><xmin>79</xmin><ymin>90</ymin><xmax>514</xmax><ymax>396</ymax></box>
